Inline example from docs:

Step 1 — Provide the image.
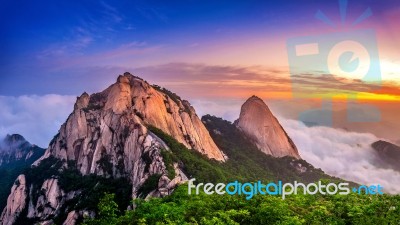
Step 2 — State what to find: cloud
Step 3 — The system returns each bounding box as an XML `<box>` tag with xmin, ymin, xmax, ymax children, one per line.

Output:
<box><xmin>37</xmin><ymin>27</ymin><xmax>94</xmax><ymax>59</ymax></box>
<box><xmin>134</xmin><ymin>63</ymin><xmax>292</xmax><ymax>99</ymax></box>
<box><xmin>280</xmin><ymin>118</ymin><xmax>400</xmax><ymax>194</ymax></box>
<box><xmin>100</xmin><ymin>1</ymin><xmax>123</xmax><ymax>23</ymax></box>
<box><xmin>133</xmin><ymin>63</ymin><xmax>400</xmax><ymax>101</ymax></box>
<box><xmin>0</xmin><ymin>95</ymin><xmax>76</xmax><ymax>148</ymax></box>
<box><xmin>191</xmin><ymin>98</ymin><xmax>243</xmax><ymax>122</ymax></box>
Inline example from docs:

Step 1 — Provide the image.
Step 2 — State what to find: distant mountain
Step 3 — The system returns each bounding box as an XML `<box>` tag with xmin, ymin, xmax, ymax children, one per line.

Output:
<box><xmin>0</xmin><ymin>73</ymin><xmax>343</xmax><ymax>225</ymax></box>
<box><xmin>235</xmin><ymin>96</ymin><xmax>300</xmax><ymax>159</ymax></box>
<box><xmin>371</xmin><ymin>140</ymin><xmax>400</xmax><ymax>172</ymax></box>
<box><xmin>0</xmin><ymin>134</ymin><xmax>45</xmax><ymax>169</ymax></box>
<box><xmin>0</xmin><ymin>134</ymin><xmax>45</xmax><ymax>216</ymax></box>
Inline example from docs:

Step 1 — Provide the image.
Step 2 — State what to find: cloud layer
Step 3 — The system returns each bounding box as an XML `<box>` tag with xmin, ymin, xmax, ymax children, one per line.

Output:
<box><xmin>0</xmin><ymin>95</ymin><xmax>76</xmax><ymax>147</ymax></box>
<box><xmin>280</xmin><ymin>118</ymin><xmax>400</xmax><ymax>193</ymax></box>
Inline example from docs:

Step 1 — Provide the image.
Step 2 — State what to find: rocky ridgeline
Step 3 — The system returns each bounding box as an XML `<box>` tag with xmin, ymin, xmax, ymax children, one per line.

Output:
<box><xmin>0</xmin><ymin>73</ymin><xmax>225</xmax><ymax>225</ymax></box>
<box><xmin>0</xmin><ymin>74</ymin><xmax>303</xmax><ymax>225</ymax></box>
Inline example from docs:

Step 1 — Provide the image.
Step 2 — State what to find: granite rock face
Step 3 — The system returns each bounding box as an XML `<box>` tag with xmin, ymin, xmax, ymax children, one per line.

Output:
<box><xmin>0</xmin><ymin>175</ymin><xmax>27</xmax><ymax>225</ymax></box>
<box><xmin>236</xmin><ymin>96</ymin><xmax>300</xmax><ymax>159</ymax></box>
<box><xmin>1</xmin><ymin>73</ymin><xmax>225</xmax><ymax>224</ymax></box>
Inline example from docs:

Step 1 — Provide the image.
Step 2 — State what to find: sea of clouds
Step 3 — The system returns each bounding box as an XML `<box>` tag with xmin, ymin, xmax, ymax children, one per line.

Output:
<box><xmin>280</xmin><ymin>118</ymin><xmax>400</xmax><ymax>193</ymax></box>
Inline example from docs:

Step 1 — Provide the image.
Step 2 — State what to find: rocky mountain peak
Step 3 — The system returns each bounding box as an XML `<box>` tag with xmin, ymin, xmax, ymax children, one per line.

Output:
<box><xmin>1</xmin><ymin>73</ymin><xmax>227</xmax><ymax>223</ymax></box>
<box><xmin>236</xmin><ymin>96</ymin><xmax>300</xmax><ymax>159</ymax></box>
<box><xmin>3</xmin><ymin>134</ymin><xmax>27</xmax><ymax>146</ymax></box>
<box><xmin>74</xmin><ymin>92</ymin><xmax>89</xmax><ymax>110</ymax></box>
<box><xmin>0</xmin><ymin>134</ymin><xmax>45</xmax><ymax>168</ymax></box>
<box><xmin>35</xmin><ymin>72</ymin><xmax>226</xmax><ymax>174</ymax></box>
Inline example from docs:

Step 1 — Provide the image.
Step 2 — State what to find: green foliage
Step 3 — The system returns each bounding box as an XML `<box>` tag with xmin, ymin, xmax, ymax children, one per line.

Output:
<box><xmin>97</xmin><ymin>152</ymin><xmax>114</xmax><ymax>176</ymax></box>
<box><xmin>137</xmin><ymin>174</ymin><xmax>162</xmax><ymax>198</ymax></box>
<box><xmin>83</xmin><ymin>193</ymin><xmax>119</xmax><ymax>225</ymax></box>
<box><xmin>148</xmin><ymin>116</ymin><xmax>341</xmax><ymax>184</ymax></box>
<box><xmin>148</xmin><ymin>125</ymin><xmax>227</xmax><ymax>183</ymax></box>
<box><xmin>84</xmin><ymin>185</ymin><xmax>400</xmax><ymax>225</ymax></box>
<box><xmin>160</xmin><ymin>149</ymin><xmax>177</xmax><ymax>179</ymax></box>
<box><xmin>56</xmin><ymin>165</ymin><xmax>132</xmax><ymax>213</ymax></box>
<box><xmin>202</xmin><ymin>115</ymin><xmax>340</xmax><ymax>183</ymax></box>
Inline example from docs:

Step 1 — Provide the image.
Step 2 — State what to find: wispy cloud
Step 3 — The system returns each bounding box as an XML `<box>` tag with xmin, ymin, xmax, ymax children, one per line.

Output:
<box><xmin>37</xmin><ymin>27</ymin><xmax>94</xmax><ymax>58</ymax></box>
<box><xmin>0</xmin><ymin>95</ymin><xmax>76</xmax><ymax>147</ymax></box>
<box><xmin>120</xmin><ymin>41</ymin><xmax>147</xmax><ymax>48</ymax></box>
<box><xmin>36</xmin><ymin>1</ymin><xmax>133</xmax><ymax>59</ymax></box>
<box><xmin>133</xmin><ymin>63</ymin><xmax>400</xmax><ymax>100</ymax></box>
<box><xmin>100</xmin><ymin>1</ymin><xmax>123</xmax><ymax>23</ymax></box>
<box><xmin>135</xmin><ymin>6</ymin><xmax>169</xmax><ymax>23</ymax></box>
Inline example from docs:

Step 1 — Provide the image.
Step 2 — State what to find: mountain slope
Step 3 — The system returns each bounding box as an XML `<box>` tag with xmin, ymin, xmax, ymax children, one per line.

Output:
<box><xmin>371</xmin><ymin>140</ymin><xmax>400</xmax><ymax>171</ymax></box>
<box><xmin>1</xmin><ymin>73</ymin><xmax>343</xmax><ymax>225</ymax></box>
<box><xmin>0</xmin><ymin>134</ymin><xmax>45</xmax><ymax>217</ymax></box>
<box><xmin>0</xmin><ymin>73</ymin><xmax>224</xmax><ymax>225</ymax></box>
<box><xmin>235</xmin><ymin>96</ymin><xmax>300</xmax><ymax>159</ymax></box>
<box><xmin>0</xmin><ymin>134</ymin><xmax>45</xmax><ymax>169</ymax></box>
<box><xmin>202</xmin><ymin>115</ymin><xmax>339</xmax><ymax>183</ymax></box>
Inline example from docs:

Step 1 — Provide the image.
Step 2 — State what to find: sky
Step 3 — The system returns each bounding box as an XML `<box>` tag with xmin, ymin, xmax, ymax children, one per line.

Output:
<box><xmin>1</xmin><ymin>0</ymin><xmax>399</xmax><ymax>95</ymax></box>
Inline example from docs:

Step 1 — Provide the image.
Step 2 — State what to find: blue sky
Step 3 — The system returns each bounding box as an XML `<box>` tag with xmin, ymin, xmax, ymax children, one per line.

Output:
<box><xmin>2</xmin><ymin>0</ymin><xmax>399</xmax><ymax>96</ymax></box>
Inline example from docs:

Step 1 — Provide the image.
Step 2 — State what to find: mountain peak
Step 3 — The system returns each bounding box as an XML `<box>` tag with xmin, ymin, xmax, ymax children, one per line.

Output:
<box><xmin>42</xmin><ymin>73</ymin><xmax>226</xmax><ymax>171</ymax></box>
<box><xmin>4</xmin><ymin>134</ymin><xmax>26</xmax><ymax>144</ymax></box>
<box><xmin>244</xmin><ymin>95</ymin><xmax>269</xmax><ymax>107</ymax></box>
<box><xmin>236</xmin><ymin>96</ymin><xmax>300</xmax><ymax>159</ymax></box>
<box><xmin>2</xmin><ymin>134</ymin><xmax>30</xmax><ymax>151</ymax></box>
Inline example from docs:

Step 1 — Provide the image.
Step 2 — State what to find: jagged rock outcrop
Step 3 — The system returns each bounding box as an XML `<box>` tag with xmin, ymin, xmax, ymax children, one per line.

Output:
<box><xmin>38</xmin><ymin>73</ymin><xmax>225</xmax><ymax>164</ymax></box>
<box><xmin>26</xmin><ymin>178</ymin><xmax>64</xmax><ymax>219</ymax></box>
<box><xmin>1</xmin><ymin>73</ymin><xmax>225</xmax><ymax>224</ymax></box>
<box><xmin>235</xmin><ymin>96</ymin><xmax>300</xmax><ymax>159</ymax></box>
<box><xmin>62</xmin><ymin>211</ymin><xmax>78</xmax><ymax>225</ymax></box>
<box><xmin>0</xmin><ymin>175</ymin><xmax>27</xmax><ymax>225</ymax></box>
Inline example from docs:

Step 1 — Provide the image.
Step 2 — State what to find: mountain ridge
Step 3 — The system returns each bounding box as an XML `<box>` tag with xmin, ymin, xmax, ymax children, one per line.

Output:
<box><xmin>1</xmin><ymin>73</ymin><xmax>339</xmax><ymax>225</ymax></box>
